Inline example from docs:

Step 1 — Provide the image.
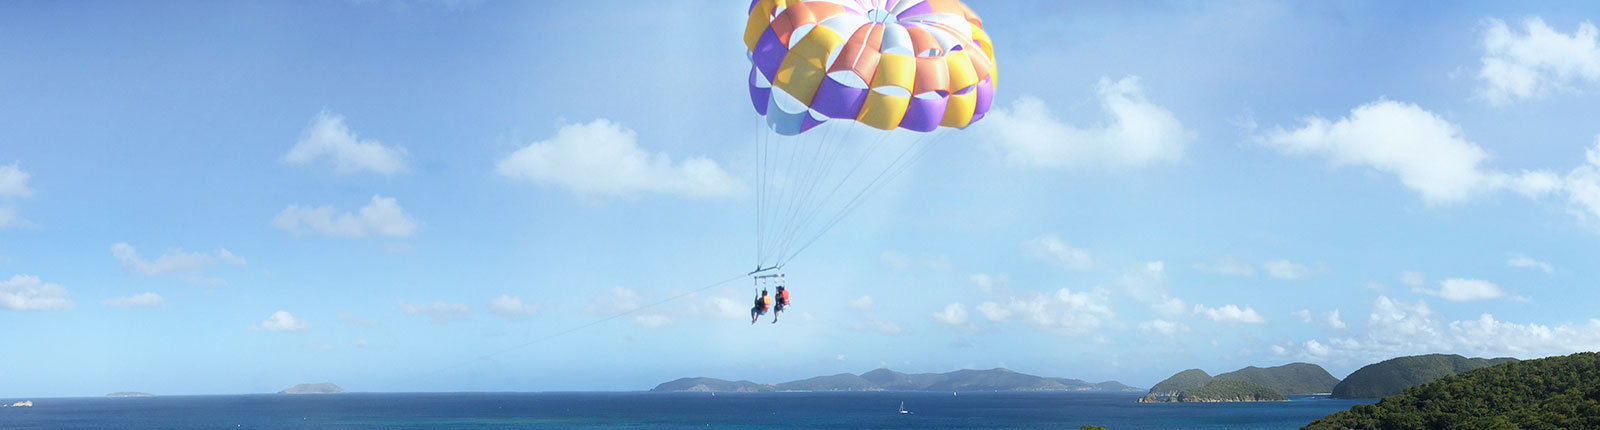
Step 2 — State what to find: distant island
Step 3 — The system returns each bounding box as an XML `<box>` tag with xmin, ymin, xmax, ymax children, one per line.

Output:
<box><xmin>1139</xmin><ymin>362</ymin><xmax>1336</xmax><ymax>403</ymax></box>
<box><xmin>1331</xmin><ymin>353</ymin><xmax>1516</xmax><ymax>398</ymax></box>
<box><xmin>107</xmin><ymin>392</ymin><xmax>154</xmax><ymax>397</ymax></box>
<box><xmin>278</xmin><ymin>383</ymin><xmax>345</xmax><ymax>394</ymax></box>
<box><xmin>652</xmin><ymin>368</ymin><xmax>1140</xmax><ymax>393</ymax></box>
<box><xmin>1306</xmin><ymin>352</ymin><xmax>1598</xmax><ymax>429</ymax></box>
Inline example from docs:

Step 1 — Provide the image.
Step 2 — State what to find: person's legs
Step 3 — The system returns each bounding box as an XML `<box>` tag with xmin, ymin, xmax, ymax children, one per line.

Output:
<box><xmin>751</xmin><ymin>306</ymin><xmax>759</xmax><ymax>324</ymax></box>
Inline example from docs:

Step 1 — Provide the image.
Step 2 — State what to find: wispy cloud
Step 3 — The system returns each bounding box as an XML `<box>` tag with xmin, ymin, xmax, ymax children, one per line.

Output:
<box><xmin>398</xmin><ymin>300</ymin><xmax>470</xmax><ymax>323</ymax></box>
<box><xmin>1507</xmin><ymin>254</ymin><xmax>1554</xmax><ymax>274</ymax></box>
<box><xmin>284</xmin><ymin>110</ymin><xmax>409</xmax><ymax>175</ymax></box>
<box><xmin>985</xmin><ymin>77</ymin><xmax>1191</xmax><ymax>168</ymax></box>
<box><xmin>102</xmin><ymin>293</ymin><xmax>165</xmax><ymax>308</ymax></box>
<box><xmin>274</xmin><ymin>195</ymin><xmax>419</xmax><ymax>238</ymax></box>
<box><xmin>495</xmin><ymin>119</ymin><xmax>740</xmax><ymax>200</ymax></box>
<box><xmin>487</xmin><ymin>294</ymin><xmax>540</xmax><ymax>320</ymax></box>
<box><xmin>111</xmin><ymin>243</ymin><xmax>244</xmax><ymax>285</ymax></box>
<box><xmin>1022</xmin><ymin>234</ymin><xmax>1095</xmax><ymax>270</ymax></box>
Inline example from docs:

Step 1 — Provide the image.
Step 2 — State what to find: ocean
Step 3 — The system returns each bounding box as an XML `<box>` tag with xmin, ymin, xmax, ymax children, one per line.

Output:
<box><xmin>0</xmin><ymin>391</ymin><xmax>1372</xmax><ymax>429</ymax></box>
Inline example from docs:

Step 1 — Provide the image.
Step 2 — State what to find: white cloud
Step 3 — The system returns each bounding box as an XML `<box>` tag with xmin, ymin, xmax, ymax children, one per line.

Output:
<box><xmin>1478</xmin><ymin>18</ymin><xmax>1600</xmax><ymax>105</ymax></box>
<box><xmin>592</xmin><ymin>286</ymin><xmax>643</xmax><ymax>314</ymax></box>
<box><xmin>284</xmin><ymin>110</ymin><xmax>408</xmax><ymax>175</ymax></box>
<box><xmin>256</xmin><ymin>310</ymin><xmax>309</xmax><ymax>331</ymax></box>
<box><xmin>398</xmin><ymin>300</ymin><xmax>470</xmax><ymax>323</ymax></box>
<box><xmin>1021</xmin><ymin>234</ymin><xmax>1094</xmax><ymax>270</ymax></box>
<box><xmin>1138</xmin><ymin>319</ymin><xmax>1191</xmax><ymax>337</ymax></box>
<box><xmin>1256</xmin><ymin>99</ymin><xmax>1556</xmax><ymax>205</ymax></box>
<box><xmin>1562</xmin><ymin>138</ymin><xmax>1600</xmax><ymax>228</ymax></box>
<box><xmin>634</xmin><ymin>314</ymin><xmax>673</xmax><ymax>328</ymax></box>
<box><xmin>1262</xmin><ymin>259</ymin><xmax>1317</xmax><ymax>280</ymax></box>
<box><xmin>851</xmin><ymin>319</ymin><xmax>906</xmax><ymax>336</ymax></box>
<box><xmin>1194</xmin><ymin>256</ymin><xmax>1254</xmax><ymax>276</ymax></box>
<box><xmin>1293</xmin><ymin>309</ymin><xmax>1313</xmax><ymax>323</ymax></box>
<box><xmin>487</xmin><ymin>294</ymin><xmax>540</xmax><ymax>319</ymax></box>
<box><xmin>968</xmin><ymin>273</ymin><xmax>1009</xmax><ymax>293</ymax></box>
<box><xmin>495</xmin><ymin>119</ymin><xmax>740</xmax><ymax>199</ymax></box>
<box><xmin>1326</xmin><ymin>309</ymin><xmax>1348</xmax><ymax>329</ymax></box>
<box><xmin>975</xmin><ymin>287</ymin><xmax>1114</xmax><ymax>337</ymax></box>
<box><xmin>1401</xmin><ymin>271</ymin><xmax>1426</xmax><ymax>288</ymax></box>
<box><xmin>984</xmin><ymin>76</ymin><xmax>1191</xmax><ymax>168</ymax></box>
<box><xmin>110</xmin><ymin>243</ymin><xmax>244</xmax><ymax>285</ymax></box>
<box><xmin>1507</xmin><ymin>254</ymin><xmax>1554</xmax><ymax>274</ymax></box>
<box><xmin>682</xmin><ymin>295</ymin><xmax>747</xmax><ymax>321</ymax></box>
<box><xmin>848</xmin><ymin>295</ymin><xmax>874</xmax><ymax>311</ymax></box>
<box><xmin>101</xmin><ymin>293</ymin><xmax>164</xmax><ymax>308</ymax></box>
<box><xmin>1415</xmin><ymin>278</ymin><xmax>1517</xmax><ymax>302</ymax></box>
<box><xmin>0</xmin><ymin>275</ymin><xmax>72</xmax><ymax>311</ymax></box>
<box><xmin>1194</xmin><ymin>304</ymin><xmax>1267</xmax><ymax>324</ymax></box>
<box><xmin>0</xmin><ymin>163</ymin><xmax>32</xmax><ymax>198</ymax></box>
<box><xmin>932</xmin><ymin>302</ymin><xmax>969</xmax><ymax>325</ymax></box>
<box><xmin>273</xmin><ymin>195</ymin><xmax>419</xmax><ymax>238</ymax></box>
<box><xmin>1282</xmin><ymin>296</ymin><xmax>1600</xmax><ymax>364</ymax></box>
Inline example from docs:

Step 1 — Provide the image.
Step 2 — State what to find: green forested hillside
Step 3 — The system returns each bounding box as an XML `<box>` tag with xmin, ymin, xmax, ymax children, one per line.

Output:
<box><xmin>1146</xmin><ymin>369</ymin><xmax>1212</xmax><ymax>396</ymax></box>
<box><xmin>1304</xmin><ymin>352</ymin><xmax>1600</xmax><ymax>430</ymax></box>
<box><xmin>1214</xmin><ymin>363</ymin><xmax>1340</xmax><ymax>395</ymax></box>
<box><xmin>1177</xmin><ymin>380</ymin><xmax>1288</xmax><ymax>402</ymax></box>
<box><xmin>1331</xmin><ymin>354</ymin><xmax>1517</xmax><ymax>398</ymax></box>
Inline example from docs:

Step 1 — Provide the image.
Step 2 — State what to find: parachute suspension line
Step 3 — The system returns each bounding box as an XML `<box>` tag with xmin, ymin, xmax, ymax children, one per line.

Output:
<box><xmin>768</xmin><ymin>122</ymin><xmax>849</xmax><ymax>265</ymax></box>
<box><xmin>772</xmin><ymin>127</ymin><xmax>895</xmax><ymax>263</ymax></box>
<box><xmin>779</xmin><ymin>129</ymin><xmax>952</xmax><ymax>265</ymax></box>
<box><xmin>762</xmin><ymin>120</ymin><xmax>809</xmax><ymax>267</ymax></box>
<box><xmin>770</xmin><ymin>122</ymin><xmax>836</xmax><ymax>260</ymax></box>
<box><xmin>754</xmin><ymin>117</ymin><xmax>767</xmax><ymax>268</ymax></box>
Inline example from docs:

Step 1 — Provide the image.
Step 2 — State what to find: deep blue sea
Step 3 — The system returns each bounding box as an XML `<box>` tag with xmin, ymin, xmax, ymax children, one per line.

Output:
<box><xmin>0</xmin><ymin>392</ymin><xmax>1371</xmax><ymax>429</ymax></box>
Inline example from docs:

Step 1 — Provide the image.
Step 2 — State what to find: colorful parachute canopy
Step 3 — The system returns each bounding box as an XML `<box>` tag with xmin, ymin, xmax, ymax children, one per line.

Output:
<box><xmin>745</xmin><ymin>0</ymin><xmax>996</xmax><ymax>136</ymax></box>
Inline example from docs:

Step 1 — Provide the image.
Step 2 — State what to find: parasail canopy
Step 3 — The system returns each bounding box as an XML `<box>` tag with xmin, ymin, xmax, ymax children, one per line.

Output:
<box><xmin>745</xmin><ymin>0</ymin><xmax>997</xmax><ymax>136</ymax></box>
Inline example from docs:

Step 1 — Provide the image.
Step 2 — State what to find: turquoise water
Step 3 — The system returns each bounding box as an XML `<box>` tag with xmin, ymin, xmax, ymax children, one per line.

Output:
<box><xmin>0</xmin><ymin>392</ymin><xmax>1371</xmax><ymax>429</ymax></box>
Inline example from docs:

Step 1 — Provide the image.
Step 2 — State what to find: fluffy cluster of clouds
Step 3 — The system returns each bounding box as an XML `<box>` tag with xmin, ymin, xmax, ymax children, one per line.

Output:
<box><xmin>1478</xmin><ymin>18</ymin><xmax>1600</xmax><ymax>105</ymax></box>
<box><xmin>0</xmin><ymin>275</ymin><xmax>73</xmax><ymax>311</ymax></box>
<box><xmin>934</xmin><ymin>254</ymin><xmax>1272</xmax><ymax>340</ymax></box>
<box><xmin>1276</xmin><ymin>296</ymin><xmax>1600</xmax><ymax>365</ymax></box>
<box><xmin>495</xmin><ymin>119</ymin><xmax>741</xmax><ymax>200</ymax></box>
<box><xmin>1257</xmin><ymin>99</ymin><xmax>1600</xmax><ymax>228</ymax></box>
<box><xmin>1256</xmin><ymin>19</ymin><xmax>1600</xmax><ymax>231</ymax></box>
<box><xmin>985</xmin><ymin>76</ymin><xmax>1192</xmax><ymax>169</ymax></box>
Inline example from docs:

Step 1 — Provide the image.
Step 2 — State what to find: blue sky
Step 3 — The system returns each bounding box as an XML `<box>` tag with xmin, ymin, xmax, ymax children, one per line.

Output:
<box><xmin>3</xmin><ymin>0</ymin><xmax>1600</xmax><ymax>397</ymax></box>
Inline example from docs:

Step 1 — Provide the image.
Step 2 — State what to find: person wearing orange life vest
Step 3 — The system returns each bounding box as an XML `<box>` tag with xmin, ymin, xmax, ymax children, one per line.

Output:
<box><xmin>750</xmin><ymin>289</ymin><xmax>771</xmax><ymax>325</ymax></box>
<box><xmin>771</xmin><ymin>286</ymin><xmax>790</xmax><ymax>324</ymax></box>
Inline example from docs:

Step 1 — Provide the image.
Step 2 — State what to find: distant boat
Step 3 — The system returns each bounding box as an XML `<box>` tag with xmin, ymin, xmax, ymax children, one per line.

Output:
<box><xmin>899</xmin><ymin>401</ymin><xmax>909</xmax><ymax>414</ymax></box>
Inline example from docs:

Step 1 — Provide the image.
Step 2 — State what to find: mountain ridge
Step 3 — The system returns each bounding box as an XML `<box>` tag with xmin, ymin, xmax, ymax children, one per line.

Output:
<box><xmin>651</xmin><ymin>368</ymin><xmax>1140</xmax><ymax>393</ymax></box>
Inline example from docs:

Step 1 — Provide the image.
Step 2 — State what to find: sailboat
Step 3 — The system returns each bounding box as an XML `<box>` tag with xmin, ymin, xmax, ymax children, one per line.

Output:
<box><xmin>899</xmin><ymin>401</ymin><xmax>909</xmax><ymax>414</ymax></box>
